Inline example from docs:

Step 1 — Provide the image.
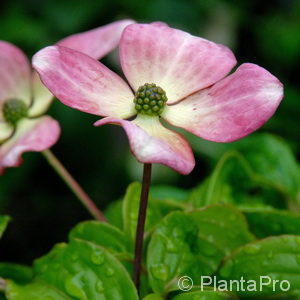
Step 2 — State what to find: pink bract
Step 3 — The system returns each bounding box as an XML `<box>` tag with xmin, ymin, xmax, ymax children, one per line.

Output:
<box><xmin>0</xmin><ymin>19</ymin><xmax>134</xmax><ymax>173</ymax></box>
<box><xmin>33</xmin><ymin>22</ymin><xmax>283</xmax><ymax>175</ymax></box>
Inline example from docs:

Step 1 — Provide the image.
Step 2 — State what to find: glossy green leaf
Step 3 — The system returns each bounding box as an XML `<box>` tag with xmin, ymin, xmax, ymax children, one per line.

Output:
<box><xmin>34</xmin><ymin>239</ymin><xmax>138</xmax><ymax>299</ymax></box>
<box><xmin>188</xmin><ymin>204</ymin><xmax>255</xmax><ymax>276</ymax></box>
<box><xmin>244</xmin><ymin>208</ymin><xmax>300</xmax><ymax>238</ymax></box>
<box><xmin>189</xmin><ymin>150</ymin><xmax>286</xmax><ymax>209</ymax></box>
<box><xmin>123</xmin><ymin>182</ymin><xmax>162</xmax><ymax>243</ymax></box>
<box><xmin>0</xmin><ymin>216</ymin><xmax>10</xmax><ymax>238</ymax></box>
<box><xmin>147</xmin><ymin>205</ymin><xmax>254</xmax><ymax>295</ymax></box>
<box><xmin>219</xmin><ymin>235</ymin><xmax>300</xmax><ymax>296</ymax></box>
<box><xmin>147</xmin><ymin>211</ymin><xmax>198</xmax><ymax>294</ymax></box>
<box><xmin>104</xmin><ymin>200</ymin><xmax>123</xmax><ymax>230</ymax></box>
<box><xmin>150</xmin><ymin>185</ymin><xmax>190</xmax><ymax>216</ymax></box>
<box><xmin>230</xmin><ymin>134</ymin><xmax>300</xmax><ymax>200</ymax></box>
<box><xmin>6</xmin><ymin>238</ymin><xmax>138</xmax><ymax>299</ymax></box>
<box><xmin>151</xmin><ymin>185</ymin><xmax>190</xmax><ymax>204</ymax></box>
<box><xmin>0</xmin><ymin>263</ymin><xmax>33</xmax><ymax>284</ymax></box>
<box><xmin>171</xmin><ymin>290</ymin><xmax>235</xmax><ymax>300</ymax></box>
<box><xmin>69</xmin><ymin>220</ymin><xmax>130</xmax><ymax>254</ymax></box>
<box><xmin>6</xmin><ymin>280</ymin><xmax>70</xmax><ymax>300</ymax></box>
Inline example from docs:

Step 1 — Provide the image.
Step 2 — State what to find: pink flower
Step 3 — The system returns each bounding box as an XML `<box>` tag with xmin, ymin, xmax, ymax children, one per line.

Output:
<box><xmin>0</xmin><ymin>19</ymin><xmax>133</xmax><ymax>174</ymax></box>
<box><xmin>33</xmin><ymin>22</ymin><xmax>283</xmax><ymax>175</ymax></box>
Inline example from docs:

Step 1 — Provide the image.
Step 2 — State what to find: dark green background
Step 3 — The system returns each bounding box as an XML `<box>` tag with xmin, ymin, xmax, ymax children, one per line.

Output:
<box><xmin>0</xmin><ymin>0</ymin><xmax>299</xmax><ymax>264</ymax></box>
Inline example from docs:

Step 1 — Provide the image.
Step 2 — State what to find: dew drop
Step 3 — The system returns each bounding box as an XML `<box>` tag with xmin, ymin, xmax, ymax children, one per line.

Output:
<box><xmin>172</xmin><ymin>228</ymin><xmax>184</xmax><ymax>239</ymax></box>
<box><xmin>151</xmin><ymin>264</ymin><xmax>169</xmax><ymax>281</ymax></box>
<box><xmin>207</xmin><ymin>235</ymin><xmax>214</xmax><ymax>243</ymax></box>
<box><xmin>130</xmin><ymin>212</ymin><xmax>138</xmax><ymax>221</ymax></box>
<box><xmin>95</xmin><ymin>280</ymin><xmax>104</xmax><ymax>293</ymax></box>
<box><xmin>244</xmin><ymin>244</ymin><xmax>261</xmax><ymax>255</ymax></box>
<box><xmin>106</xmin><ymin>267</ymin><xmax>115</xmax><ymax>277</ymax></box>
<box><xmin>91</xmin><ymin>250</ymin><xmax>105</xmax><ymax>265</ymax></box>
<box><xmin>64</xmin><ymin>276</ymin><xmax>84</xmax><ymax>298</ymax></box>
<box><xmin>166</xmin><ymin>240</ymin><xmax>178</xmax><ymax>253</ymax></box>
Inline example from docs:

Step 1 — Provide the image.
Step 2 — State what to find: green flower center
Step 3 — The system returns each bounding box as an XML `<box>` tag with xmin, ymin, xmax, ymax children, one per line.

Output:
<box><xmin>3</xmin><ymin>99</ymin><xmax>28</xmax><ymax>125</ymax></box>
<box><xmin>134</xmin><ymin>83</ymin><xmax>167</xmax><ymax>116</ymax></box>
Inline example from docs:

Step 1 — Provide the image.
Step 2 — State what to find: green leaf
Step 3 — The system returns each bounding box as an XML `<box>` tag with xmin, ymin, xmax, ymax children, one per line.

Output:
<box><xmin>147</xmin><ymin>205</ymin><xmax>254</xmax><ymax>295</ymax></box>
<box><xmin>6</xmin><ymin>239</ymin><xmax>138</xmax><ymax>299</ymax></box>
<box><xmin>219</xmin><ymin>235</ymin><xmax>300</xmax><ymax>296</ymax></box>
<box><xmin>34</xmin><ymin>239</ymin><xmax>138</xmax><ymax>299</ymax></box>
<box><xmin>151</xmin><ymin>185</ymin><xmax>190</xmax><ymax>204</ymax></box>
<box><xmin>189</xmin><ymin>150</ymin><xmax>286</xmax><ymax>209</ymax></box>
<box><xmin>0</xmin><ymin>216</ymin><xmax>10</xmax><ymax>238</ymax></box>
<box><xmin>147</xmin><ymin>211</ymin><xmax>198</xmax><ymax>294</ymax></box>
<box><xmin>188</xmin><ymin>204</ymin><xmax>255</xmax><ymax>275</ymax></box>
<box><xmin>244</xmin><ymin>208</ymin><xmax>300</xmax><ymax>238</ymax></box>
<box><xmin>6</xmin><ymin>280</ymin><xmax>71</xmax><ymax>300</ymax></box>
<box><xmin>0</xmin><ymin>263</ymin><xmax>33</xmax><ymax>284</ymax></box>
<box><xmin>150</xmin><ymin>185</ymin><xmax>190</xmax><ymax>216</ymax></box>
<box><xmin>104</xmin><ymin>200</ymin><xmax>123</xmax><ymax>230</ymax></box>
<box><xmin>171</xmin><ymin>290</ymin><xmax>235</xmax><ymax>300</ymax></box>
<box><xmin>69</xmin><ymin>220</ymin><xmax>130</xmax><ymax>254</ymax></box>
<box><xmin>123</xmin><ymin>182</ymin><xmax>162</xmax><ymax>243</ymax></box>
<box><xmin>229</xmin><ymin>134</ymin><xmax>300</xmax><ymax>200</ymax></box>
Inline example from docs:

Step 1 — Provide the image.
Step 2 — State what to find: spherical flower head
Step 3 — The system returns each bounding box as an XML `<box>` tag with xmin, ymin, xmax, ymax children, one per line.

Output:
<box><xmin>3</xmin><ymin>99</ymin><xmax>28</xmax><ymax>125</ymax></box>
<box><xmin>134</xmin><ymin>83</ymin><xmax>167</xmax><ymax>116</ymax></box>
<box><xmin>33</xmin><ymin>22</ymin><xmax>284</xmax><ymax>175</ymax></box>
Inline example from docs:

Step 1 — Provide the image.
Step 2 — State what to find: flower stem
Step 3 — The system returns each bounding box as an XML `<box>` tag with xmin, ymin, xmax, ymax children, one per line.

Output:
<box><xmin>42</xmin><ymin>149</ymin><xmax>106</xmax><ymax>222</ymax></box>
<box><xmin>133</xmin><ymin>163</ymin><xmax>152</xmax><ymax>294</ymax></box>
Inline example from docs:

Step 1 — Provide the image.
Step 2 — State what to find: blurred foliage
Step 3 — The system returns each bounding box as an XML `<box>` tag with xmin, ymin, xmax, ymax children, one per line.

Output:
<box><xmin>0</xmin><ymin>0</ymin><xmax>299</xmax><ymax>277</ymax></box>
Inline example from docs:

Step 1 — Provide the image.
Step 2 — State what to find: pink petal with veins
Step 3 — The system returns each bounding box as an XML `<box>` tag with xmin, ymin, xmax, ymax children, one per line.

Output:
<box><xmin>0</xmin><ymin>41</ymin><xmax>31</xmax><ymax>115</ymax></box>
<box><xmin>119</xmin><ymin>23</ymin><xmax>236</xmax><ymax>103</ymax></box>
<box><xmin>94</xmin><ymin>116</ymin><xmax>195</xmax><ymax>174</ymax></box>
<box><xmin>162</xmin><ymin>63</ymin><xmax>283</xmax><ymax>142</ymax></box>
<box><xmin>58</xmin><ymin>19</ymin><xmax>135</xmax><ymax>60</ymax></box>
<box><xmin>33</xmin><ymin>46</ymin><xmax>135</xmax><ymax>118</ymax></box>
<box><xmin>0</xmin><ymin>116</ymin><xmax>60</xmax><ymax>174</ymax></box>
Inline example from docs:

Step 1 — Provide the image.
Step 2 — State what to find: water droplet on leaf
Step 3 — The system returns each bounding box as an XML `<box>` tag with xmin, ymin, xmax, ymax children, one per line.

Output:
<box><xmin>173</xmin><ymin>228</ymin><xmax>184</xmax><ymax>239</ymax></box>
<box><xmin>64</xmin><ymin>276</ymin><xmax>84</xmax><ymax>298</ymax></box>
<box><xmin>95</xmin><ymin>280</ymin><xmax>104</xmax><ymax>293</ymax></box>
<box><xmin>166</xmin><ymin>240</ymin><xmax>178</xmax><ymax>252</ymax></box>
<box><xmin>91</xmin><ymin>250</ymin><xmax>104</xmax><ymax>265</ymax></box>
<box><xmin>244</xmin><ymin>244</ymin><xmax>261</xmax><ymax>255</ymax></box>
<box><xmin>151</xmin><ymin>264</ymin><xmax>169</xmax><ymax>281</ymax></box>
<box><xmin>106</xmin><ymin>267</ymin><xmax>115</xmax><ymax>276</ymax></box>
